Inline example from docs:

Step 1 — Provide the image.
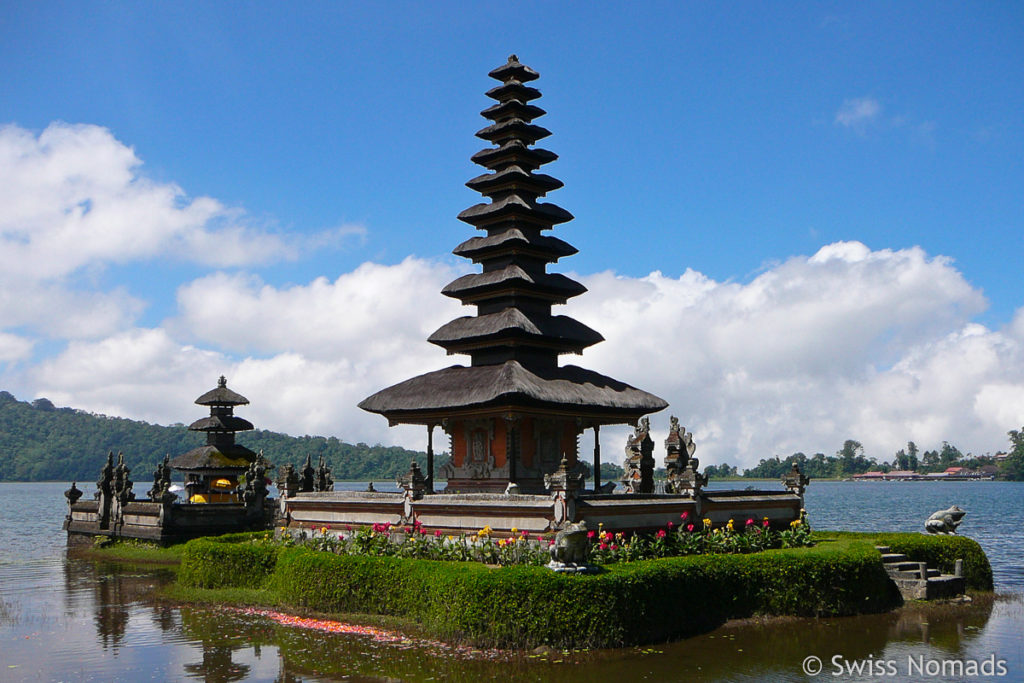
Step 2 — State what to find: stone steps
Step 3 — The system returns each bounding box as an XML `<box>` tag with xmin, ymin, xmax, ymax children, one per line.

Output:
<box><xmin>875</xmin><ymin>545</ymin><xmax>965</xmax><ymax>601</ymax></box>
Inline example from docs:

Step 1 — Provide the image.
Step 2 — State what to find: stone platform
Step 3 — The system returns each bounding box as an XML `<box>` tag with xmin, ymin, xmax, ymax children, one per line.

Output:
<box><xmin>280</xmin><ymin>486</ymin><xmax>802</xmax><ymax>536</ymax></box>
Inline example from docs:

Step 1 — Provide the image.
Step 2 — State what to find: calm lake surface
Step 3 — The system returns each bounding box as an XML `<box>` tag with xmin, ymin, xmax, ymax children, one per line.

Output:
<box><xmin>1</xmin><ymin>480</ymin><xmax>1022</xmax><ymax>682</ymax></box>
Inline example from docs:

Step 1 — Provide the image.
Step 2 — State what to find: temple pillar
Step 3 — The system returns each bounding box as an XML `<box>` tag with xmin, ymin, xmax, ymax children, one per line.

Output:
<box><xmin>593</xmin><ymin>424</ymin><xmax>601</xmax><ymax>492</ymax></box>
<box><xmin>505</xmin><ymin>416</ymin><xmax>519</xmax><ymax>484</ymax></box>
<box><xmin>426</xmin><ymin>424</ymin><xmax>435</xmax><ymax>494</ymax></box>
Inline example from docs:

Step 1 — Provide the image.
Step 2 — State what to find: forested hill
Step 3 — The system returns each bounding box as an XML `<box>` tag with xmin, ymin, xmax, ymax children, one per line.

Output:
<box><xmin>0</xmin><ymin>390</ymin><xmax>428</xmax><ymax>482</ymax></box>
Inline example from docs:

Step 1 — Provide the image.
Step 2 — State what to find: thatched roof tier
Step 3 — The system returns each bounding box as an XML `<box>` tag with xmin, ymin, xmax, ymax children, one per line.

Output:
<box><xmin>453</xmin><ymin>230</ymin><xmax>577</xmax><ymax>263</ymax></box>
<box><xmin>457</xmin><ymin>196</ymin><xmax>573</xmax><ymax>227</ymax></box>
<box><xmin>441</xmin><ymin>266</ymin><xmax>586</xmax><ymax>304</ymax></box>
<box><xmin>466</xmin><ymin>167</ymin><xmax>562</xmax><ymax>197</ymax></box>
<box><xmin>428</xmin><ymin>308</ymin><xmax>603</xmax><ymax>354</ymax></box>
<box><xmin>487</xmin><ymin>55</ymin><xmax>539</xmax><ymax>83</ymax></box>
<box><xmin>471</xmin><ymin>141</ymin><xmax>557</xmax><ymax>172</ymax></box>
<box><xmin>475</xmin><ymin>119</ymin><xmax>551</xmax><ymax>146</ymax></box>
<box><xmin>358</xmin><ymin>361</ymin><xmax>667</xmax><ymax>424</ymax></box>
<box><xmin>480</xmin><ymin>100</ymin><xmax>545</xmax><ymax>123</ymax></box>
<box><xmin>195</xmin><ymin>376</ymin><xmax>249</xmax><ymax>406</ymax></box>
<box><xmin>169</xmin><ymin>444</ymin><xmax>257</xmax><ymax>472</ymax></box>
<box><xmin>187</xmin><ymin>414</ymin><xmax>255</xmax><ymax>433</ymax></box>
<box><xmin>485</xmin><ymin>81</ymin><xmax>541</xmax><ymax>103</ymax></box>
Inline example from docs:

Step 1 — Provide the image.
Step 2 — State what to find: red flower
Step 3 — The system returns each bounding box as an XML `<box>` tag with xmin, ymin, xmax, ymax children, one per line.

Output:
<box><xmin>599</xmin><ymin>542</ymin><xmax>608</xmax><ymax>550</ymax></box>
<box><xmin>610</xmin><ymin>544</ymin><xmax>618</xmax><ymax>551</ymax></box>
<box><xmin>520</xmin><ymin>529</ymin><xmax>528</xmax><ymax>538</ymax></box>
<box><xmin>746</xmin><ymin>518</ymin><xmax>755</xmax><ymax>526</ymax></box>
<box><xmin>404</xmin><ymin>526</ymin><xmax>412</xmax><ymax>535</ymax></box>
<box><xmin>656</xmin><ymin>529</ymin><xmax>667</xmax><ymax>538</ymax></box>
<box><xmin>667</xmin><ymin>521</ymin><xmax>674</xmax><ymax>530</ymax></box>
<box><xmin>686</xmin><ymin>524</ymin><xmax>694</xmax><ymax>532</ymax></box>
<box><xmin>434</xmin><ymin>529</ymin><xmax>442</xmax><ymax>538</ymax></box>
<box><xmin>587</xmin><ymin>530</ymin><xmax>596</xmax><ymax>539</ymax></box>
<box><xmin>681</xmin><ymin>511</ymin><xmax>690</xmax><ymax>520</ymax></box>
<box><xmin>548</xmin><ymin>539</ymin><xmax>556</xmax><ymax>546</ymax></box>
<box><xmin>763</xmin><ymin>519</ymin><xmax>770</xmax><ymax>528</ymax></box>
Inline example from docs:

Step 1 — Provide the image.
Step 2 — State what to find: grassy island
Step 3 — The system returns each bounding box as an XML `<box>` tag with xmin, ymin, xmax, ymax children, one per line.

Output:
<box><xmin>160</xmin><ymin>530</ymin><xmax>992</xmax><ymax>649</ymax></box>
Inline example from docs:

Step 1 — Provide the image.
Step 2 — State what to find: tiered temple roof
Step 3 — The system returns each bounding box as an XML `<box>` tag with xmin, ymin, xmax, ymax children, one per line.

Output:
<box><xmin>359</xmin><ymin>55</ymin><xmax>666</xmax><ymax>425</ymax></box>
<box><xmin>170</xmin><ymin>376</ymin><xmax>258</xmax><ymax>471</ymax></box>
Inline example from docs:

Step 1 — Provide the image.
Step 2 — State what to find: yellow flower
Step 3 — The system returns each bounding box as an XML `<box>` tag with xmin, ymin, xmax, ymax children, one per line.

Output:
<box><xmin>510</xmin><ymin>527</ymin><xmax>518</xmax><ymax>534</ymax></box>
<box><xmin>726</xmin><ymin>519</ymin><xmax>735</xmax><ymax>532</ymax></box>
<box><xmin>447</xmin><ymin>535</ymin><xmax>454</xmax><ymax>541</ymax></box>
<box><xmin>790</xmin><ymin>519</ymin><xmax>802</xmax><ymax>528</ymax></box>
<box><xmin>703</xmin><ymin>518</ymin><xmax>712</xmax><ymax>528</ymax></box>
<box><xmin>470</xmin><ymin>535</ymin><xmax>478</xmax><ymax>543</ymax></box>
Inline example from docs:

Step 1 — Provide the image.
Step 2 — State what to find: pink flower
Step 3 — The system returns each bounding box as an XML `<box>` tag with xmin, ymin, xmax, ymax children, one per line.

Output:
<box><xmin>404</xmin><ymin>526</ymin><xmax>412</xmax><ymax>534</ymax></box>
<box><xmin>746</xmin><ymin>518</ymin><xmax>755</xmax><ymax>526</ymax></box>
<box><xmin>520</xmin><ymin>530</ymin><xmax>528</xmax><ymax>538</ymax></box>
<box><xmin>763</xmin><ymin>519</ymin><xmax>770</xmax><ymax>528</ymax></box>
<box><xmin>667</xmin><ymin>521</ymin><xmax>674</xmax><ymax>530</ymax></box>
<box><xmin>434</xmin><ymin>529</ymin><xmax>442</xmax><ymax>538</ymax></box>
<box><xmin>686</xmin><ymin>524</ymin><xmax>694</xmax><ymax>532</ymax></box>
<box><xmin>681</xmin><ymin>511</ymin><xmax>689</xmax><ymax>520</ymax></box>
<box><xmin>345</xmin><ymin>525</ymin><xmax>353</xmax><ymax>531</ymax></box>
<box><xmin>656</xmin><ymin>529</ymin><xmax>667</xmax><ymax>538</ymax></box>
<box><xmin>610</xmin><ymin>544</ymin><xmax>618</xmax><ymax>551</ymax></box>
<box><xmin>587</xmin><ymin>530</ymin><xmax>596</xmax><ymax>539</ymax></box>
<box><xmin>599</xmin><ymin>542</ymin><xmax>608</xmax><ymax>550</ymax></box>
<box><xmin>548</xmin><ymin>539</ymin><xmax>556</xmax><ymax>546</ymax></box>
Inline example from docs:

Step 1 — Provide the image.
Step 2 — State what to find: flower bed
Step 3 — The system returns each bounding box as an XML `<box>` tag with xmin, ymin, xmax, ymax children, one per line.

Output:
<box><xmin>282</xmin><ymin>510</ymin><xmax>814</xmax><ymax>568</ymax></box>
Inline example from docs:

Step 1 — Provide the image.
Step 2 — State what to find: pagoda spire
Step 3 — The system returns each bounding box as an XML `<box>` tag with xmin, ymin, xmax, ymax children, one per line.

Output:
<box><xmin>429</xmin><ymin>55</ymin><xmax>603</xmax><ymax>370</ymax></box>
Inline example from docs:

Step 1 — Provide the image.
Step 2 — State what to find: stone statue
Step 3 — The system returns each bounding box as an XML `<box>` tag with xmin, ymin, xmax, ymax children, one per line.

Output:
<box><xmin>548</xmin><ymin>521</ymin><xmax>590</xmax><ymax>568</ymax></box>
<box><xmin>782</xmin><ymin>462</ymin><xmax>810</xmax><ymax>502</ymax></box>
<box><xmin>621</xmin><ymin>416</ymin><xmax>654</xmax><ymax>494</ymax></box>
<box><xmin>664</xmin><ymin>416</ymin><xmax>697</xmax><ymax>494</ymax></box>
<box><xmin>148</xmin><ymin>455</ymin><xmax>171</xmax><ymax>502</ymax></box>
<box><xmin>397</xmin><ymin>461</ymin><xmax>427</xmax><ymax>500</ymax></box>
<box><xmin>276</xmin><ymin>462</ymin><xmax>299</xmax><ymax>498</ymax></box>
<box><xmin>299</xmin><ymin>454</ymin><xmax>315</xmax><ymax>493</ymax></box>
<box><xmin>314</xmin><ymin>455</ymin><xmax>334</xmax><ymax>492</ymax></box>
<box><xmin>925</xmin><ymin>505</ymin><xmax>966</xmax><ymax>534</ymax></box>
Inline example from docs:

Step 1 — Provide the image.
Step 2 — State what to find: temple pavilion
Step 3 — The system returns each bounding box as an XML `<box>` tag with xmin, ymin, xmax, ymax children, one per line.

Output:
<box><xmin>170</xmin><ymin>376</ymin><xmax>258</xmax><ymax>503</ymax></box>
<box><xmin>359</xmin><ymin>55</ymin><xmax>668</xmax><ymax>494</ymax></box>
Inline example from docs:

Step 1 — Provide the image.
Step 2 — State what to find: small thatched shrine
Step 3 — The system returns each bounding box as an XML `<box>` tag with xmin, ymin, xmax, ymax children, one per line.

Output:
<box><xmin>170</xmin><ymin>376</ymin><xmax>258</xmax><ymax>502</ymax></box>
<box><xmin>359</xmin><ymin>55</ymin><xmax>668</xmax><ymax>494</ymax></box>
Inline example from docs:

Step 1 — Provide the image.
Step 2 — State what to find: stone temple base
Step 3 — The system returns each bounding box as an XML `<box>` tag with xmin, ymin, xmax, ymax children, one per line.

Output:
<box><xmin>280</xmin><ymin>487</ymin><xmax>802</xmax><ymax>537</ymax></box>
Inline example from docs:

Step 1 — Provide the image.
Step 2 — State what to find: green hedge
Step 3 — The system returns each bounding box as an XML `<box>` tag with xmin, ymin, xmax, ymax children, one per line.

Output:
<box><xmin>178</xmin><ymin>531</ymin><xmax>280</xmax><ymax>589</ymax></box>
<box><xmin>180</xmin><ymin>534</ymin><xmax>898</xmax><ymax>648</ymax></box>
<box><xmin>815</xmin><ymin>531</ymin><xmax>993</xmax><ymax>591</ymax></box>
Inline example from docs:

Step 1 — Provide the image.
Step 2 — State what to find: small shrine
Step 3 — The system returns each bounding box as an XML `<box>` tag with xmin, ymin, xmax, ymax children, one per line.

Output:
<box><xmin>64</xmin><ymin>377</ymin><xmax>274</xmax><ymax>545</ymax></box>
<box><xmin>170</xmin><ymin>376</ymin><xmax>258</xmax><ymax>503</ymax></box>
<box><xmin>359</xmin><ymin>55</ymin><xmax>668</xmax><ymax>494</ymax></box>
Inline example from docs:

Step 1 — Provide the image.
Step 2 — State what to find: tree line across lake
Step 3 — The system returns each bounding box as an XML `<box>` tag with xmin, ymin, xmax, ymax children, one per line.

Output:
<box><xmin>2</xmin><ymin>390</ymin><xmax>1020</xmax><ymax>482</ymax></box>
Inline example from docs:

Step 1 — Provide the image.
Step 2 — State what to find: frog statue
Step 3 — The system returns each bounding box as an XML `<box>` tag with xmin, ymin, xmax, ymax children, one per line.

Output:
<box><xmin>548</xmin><ymin>521</ymin><xmax>590</xmax><ymax>568</ymax></box>
<box><xmin>925</xmin><ymin>505</ymin><xmax>966</xmax><ymax>534</ymax></box>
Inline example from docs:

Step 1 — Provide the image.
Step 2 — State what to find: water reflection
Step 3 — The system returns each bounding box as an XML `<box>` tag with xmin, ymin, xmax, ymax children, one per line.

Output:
<box><xmin>2</xmin><ymin>482</ymin><xmax>1022</xmax><ymax>682</ymax></box>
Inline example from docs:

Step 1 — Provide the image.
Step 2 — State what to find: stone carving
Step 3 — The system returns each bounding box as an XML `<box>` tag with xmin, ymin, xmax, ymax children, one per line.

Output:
<box><xmin>314</xmin><ymin>455</ymin><xmax>334</xmax><ymax>492</ymax></box>
<box><xmin>548</xmin><ymin>521</ymin><xmax>590</xmax><ymax>569</ymax></box>
<box><xmin>673</xmin><ymin>461</ymin><xmax>709</xmax><ymax>498</ymax></box>
<box><xmin>64</xmin><ymin>481</ymin><xmax>82</xmax><ymax>521</ymax></box>
<box><xmin>664</xmin><ymin>416</ymin><xmax>697</xmax><ymax>494</ymax></box>
<box><xmin>111</xmin><ymin>452</ymin><xmax>134</xmax><ymax>526</ymax></box>
<box><xmin>397</xmin><ymin>461</ymin><xmax>427</xmax><ymax>500</ymax></box>
<box><xmin>925</xmin><ymin>505</ymin><xmax>966</xmax><ymax>534</ymax></box>
<box><xmin>276</xmin><ymin>463</ymin><xmax>299</xmax><ymax>498</ymax></box>
<box><xmin>621</xmin><ymin>417</ymin><xmax>654</xmax><ymax>494</ymax></box>
<box><xmin>439</xmin><ymin>420</ymin><xmax>509</xmax><ymax>482</ymax></box>
<box><xmin>156</xmin><ymin>481</ymin><xmax>178</xmax><ymax>527</ymax></box>
<box><xmin>242</xmin><ymin>454</ymin><xmax>270</xmax><ymax>517</ymax></box>
<box><xmin>544</xmin><ymin>456</ymin><xmax>585</xmax><ymax>495</ymax></box>
<box><xmin>782</xmin><ymin>462</ymin><xmax>810</xmax><ymax>500</ymax></box>
<box><xmin>299</xmin><ymin>454</ymin><xmax>315</xmax><ymax>493</ymax></box>
<box><xmin>148</xmin><ymin>455</ymin><xmax>172</xmax><ymax>502</ymax></box>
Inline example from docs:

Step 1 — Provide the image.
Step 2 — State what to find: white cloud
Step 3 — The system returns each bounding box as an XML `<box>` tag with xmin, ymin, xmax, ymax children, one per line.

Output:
<box><xmin>23</xmin><ymin>242</ymin><xmax>1024</xmax><ymax>469</ymax></box>
<box><xmin>835</xmin><ymin>96</ymin><xmax>881</xmax><ymax>133</ymax></box>
<box><xmin>0</xmin><ymin>332</ymin><xmax>33</xmax><ymax>363</ymax></box>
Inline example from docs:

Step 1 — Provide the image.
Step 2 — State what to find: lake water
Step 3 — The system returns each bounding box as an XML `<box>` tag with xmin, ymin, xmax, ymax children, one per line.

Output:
<box><xmin>1</xmin><ymin>480</ymin><xmax>1021</xmax><ymax>682</ymax></box>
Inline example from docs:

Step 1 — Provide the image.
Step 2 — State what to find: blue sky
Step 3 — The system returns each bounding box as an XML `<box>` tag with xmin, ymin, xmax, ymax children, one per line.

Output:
<box><xmin>1</xmin><ymin>3</ymin><xmax>1022</xmax><ymax>467</ymax></box>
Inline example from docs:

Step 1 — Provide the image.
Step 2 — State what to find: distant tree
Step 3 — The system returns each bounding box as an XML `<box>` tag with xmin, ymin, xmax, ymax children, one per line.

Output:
<box><xmin>1001</xmin><ymin>428</ymin><xmax>1024</xmax><ymax>481</ymax></box>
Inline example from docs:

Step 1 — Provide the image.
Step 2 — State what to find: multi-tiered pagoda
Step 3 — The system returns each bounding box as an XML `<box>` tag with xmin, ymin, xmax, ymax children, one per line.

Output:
<box><xmin>360</xmin><ymin>55</ymin><xmax>667</xmax><ymax>493</ymax></box>
<box><xmin>170</xmin><ymin>376</ymin><xmax>258</xmax><ymax>502</ymax></box>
